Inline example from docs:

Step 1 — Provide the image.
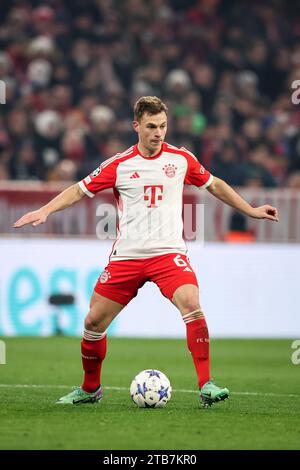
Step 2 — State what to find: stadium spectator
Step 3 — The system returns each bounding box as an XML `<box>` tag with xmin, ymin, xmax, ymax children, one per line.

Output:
<box><xmin>223</xmin><ymin>212</ymin><xmax>256</xmax><ymax>243</ymax></box>
<box><xmin>0</xmin><ymin>0</ymin><xmax>299</xmax><ymax>186</ymax></box>
<box><xmin>286</xmin><ymin>170</ymin><xmax>300</xmax><ymax>189</ymax></box>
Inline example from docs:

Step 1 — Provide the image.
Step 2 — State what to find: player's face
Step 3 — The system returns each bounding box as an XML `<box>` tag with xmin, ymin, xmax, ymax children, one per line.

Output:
<box><xmin>133</xmin><ymin>112</ymin><xmax>167</xmax><ymax>153</ymax></box>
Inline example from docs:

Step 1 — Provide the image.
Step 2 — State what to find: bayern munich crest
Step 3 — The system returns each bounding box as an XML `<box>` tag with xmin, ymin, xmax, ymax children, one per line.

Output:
<box><xmin>99</xmin><ymin>269</ymin><xmax>111</xmax><ymax>283</ymax></box>
<box><xmin>162</xmin><ymin>164</ymin><xmax>177</xmax><ymax>178</ymax></box>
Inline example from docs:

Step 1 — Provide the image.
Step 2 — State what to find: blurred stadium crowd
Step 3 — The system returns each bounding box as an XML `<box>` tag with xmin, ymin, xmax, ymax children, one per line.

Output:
<box><xmin>0</xmin><ymin>0</ymin><xmax>300</xmax><ymax>187</ymax></box>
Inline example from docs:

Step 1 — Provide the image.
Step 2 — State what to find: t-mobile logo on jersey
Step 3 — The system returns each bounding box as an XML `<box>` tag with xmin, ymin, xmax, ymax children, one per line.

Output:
<box><xmin>144</xmin><ymin>185</ymin><xmax>163</xmax><ymax>208</ymax></box>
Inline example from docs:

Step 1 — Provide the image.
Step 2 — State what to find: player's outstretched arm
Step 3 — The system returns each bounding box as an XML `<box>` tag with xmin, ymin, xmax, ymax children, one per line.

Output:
<box><xmin>13</xmin><ymin>183</ymin><xmax>85</xmax><ymax>228</ymax></box>
<box><xmin>207</xmin><ymin>176</ymin><xmax>279</xmax><ymax>222</ymax></box>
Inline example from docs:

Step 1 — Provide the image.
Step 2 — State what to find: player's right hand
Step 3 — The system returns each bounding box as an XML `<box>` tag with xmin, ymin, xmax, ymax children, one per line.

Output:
<box><xmin>13</xmin><ymin>209</ymin><xmax>48</xmax><ymax>228</ymax></box>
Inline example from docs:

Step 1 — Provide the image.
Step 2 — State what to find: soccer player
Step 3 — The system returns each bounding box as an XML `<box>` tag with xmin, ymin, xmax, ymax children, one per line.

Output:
<box><xmin>14</xmin><ymin>96</ymin><xmax>279</xmax><ymax>407</ymax></box>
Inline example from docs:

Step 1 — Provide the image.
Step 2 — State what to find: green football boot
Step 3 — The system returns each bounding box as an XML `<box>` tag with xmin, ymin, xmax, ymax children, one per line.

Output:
<box><xmin>56</xmin><ymin>386</ymin><xmax>103</xmax><ymax>405</ymax></box>
<box><xmin>200</xmin><ymin>381</ymin><xmax>229</xmax><ymax>407</ymax></box>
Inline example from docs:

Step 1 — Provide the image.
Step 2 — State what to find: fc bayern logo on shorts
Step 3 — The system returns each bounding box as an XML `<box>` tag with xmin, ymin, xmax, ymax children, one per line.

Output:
<box><xmin>162</xmin><ymin>164</ymin><xmax>177</xmax><ymax>178</ymax></box>
<box><xmin>99</xmin><ymin>269</ymin><xmax>111</xmax><ymax>283</ymax></box>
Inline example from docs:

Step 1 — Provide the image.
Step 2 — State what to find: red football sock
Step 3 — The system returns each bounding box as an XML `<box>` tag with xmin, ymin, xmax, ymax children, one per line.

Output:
<box><xmin>81</xmin><ymin>331</ymin><xmax>107</xmax><ymax>393</ymax></box>
<box><xmin>184</xmin><ymin>310</ymin><xmax>210</xmax><ymax>389</ymax></box>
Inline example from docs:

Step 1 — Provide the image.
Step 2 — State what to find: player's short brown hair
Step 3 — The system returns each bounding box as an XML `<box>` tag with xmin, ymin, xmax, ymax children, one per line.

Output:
<box><xmin>134</xmin><ymin>96</ymin><xmax>168</xmax><ymax>121</ymax></box>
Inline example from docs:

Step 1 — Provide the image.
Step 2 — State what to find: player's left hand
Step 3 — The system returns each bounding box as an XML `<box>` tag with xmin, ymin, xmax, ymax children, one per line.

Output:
<box><xmin>250</xmin><ymin>205</ymin><xmax>279</xmax><ymax>221</ymax></box>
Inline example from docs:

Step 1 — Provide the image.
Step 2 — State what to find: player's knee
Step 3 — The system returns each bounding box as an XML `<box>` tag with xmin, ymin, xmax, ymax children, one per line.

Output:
<box><xmin>180</xmin><ymin>300</ymin><xmax>201</xmax><ymax>316</ymax></box>
<box><xmin>84</xmin><ymin>314</ymin><xmax>105</xmax><ymax>332</ymax></box>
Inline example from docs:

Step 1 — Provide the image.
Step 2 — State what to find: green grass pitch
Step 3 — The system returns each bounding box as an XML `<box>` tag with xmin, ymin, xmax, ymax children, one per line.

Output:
<box><xmin>0</xmin><ymin>337</ymin><xmax>299</xmax><ymax>450</ymax></box>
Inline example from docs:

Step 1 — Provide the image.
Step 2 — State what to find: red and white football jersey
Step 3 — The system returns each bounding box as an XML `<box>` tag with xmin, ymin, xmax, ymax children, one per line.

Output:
<box><xmin>79</xmin><ymin>142</ymin><xmax>213</xmax><ymax>260</ymax></box>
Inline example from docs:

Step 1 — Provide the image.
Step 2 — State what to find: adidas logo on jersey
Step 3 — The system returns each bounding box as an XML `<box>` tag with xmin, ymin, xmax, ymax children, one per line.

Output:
<box><xmin>130</xmin><ymin>172</ymin><xmax>140</xmax><ymax>179</ymax></box>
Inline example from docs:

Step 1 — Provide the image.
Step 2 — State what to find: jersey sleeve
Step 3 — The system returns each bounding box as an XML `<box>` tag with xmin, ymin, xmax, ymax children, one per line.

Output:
<box><xmin>183</xmin><ymin>149</ymin><xmax>213</xmax><ymax>189</ymax></box>
<box><xmin>78</xmin><ymin>159</ymin><xmax>117</xmax><ymax>197</ymax></box>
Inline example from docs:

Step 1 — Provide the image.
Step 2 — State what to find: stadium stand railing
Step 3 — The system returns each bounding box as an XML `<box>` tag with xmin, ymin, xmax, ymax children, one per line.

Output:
<box><xmin>1</xmin><ymin>183</ymin><xmax>299</xmax><ymax>242</ymax></box>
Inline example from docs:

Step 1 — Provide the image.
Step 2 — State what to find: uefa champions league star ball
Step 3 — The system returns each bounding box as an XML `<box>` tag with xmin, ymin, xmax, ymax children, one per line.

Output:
<box><xmin>130</xmin><ymin>369</ymin><xmax>172</xmax><ymax>408</ymax></box>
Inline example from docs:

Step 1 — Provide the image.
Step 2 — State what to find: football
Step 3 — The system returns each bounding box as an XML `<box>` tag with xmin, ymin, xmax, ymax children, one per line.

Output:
<box><xmin>130</xmin><ymin>369</ymin><xmax>172</xmax><ymax>408</ymax></box>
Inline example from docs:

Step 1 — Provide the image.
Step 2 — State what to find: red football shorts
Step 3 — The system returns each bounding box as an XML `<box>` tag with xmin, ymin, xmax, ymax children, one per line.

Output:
<box><xmin>94</xmin><ymin>253</ymin><xmax>198</xmax><ymax>305</ymax></box>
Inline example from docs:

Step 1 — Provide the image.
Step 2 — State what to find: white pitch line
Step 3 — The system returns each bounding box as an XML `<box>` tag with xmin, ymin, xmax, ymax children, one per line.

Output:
<box><xmin>0</xmin><ymin>383</ymin><xmax>299</xmax><ymax>398</ymax></box>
